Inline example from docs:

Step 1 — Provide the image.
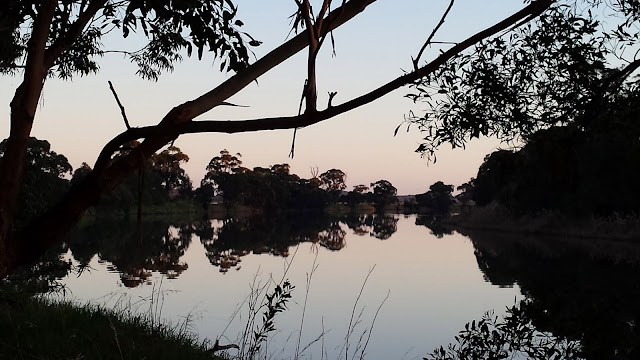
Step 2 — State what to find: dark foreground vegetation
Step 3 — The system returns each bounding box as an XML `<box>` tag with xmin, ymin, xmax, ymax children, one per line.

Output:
<box><xmin>0</xmin><ymin>294</ymin><xmax>222</xmax><ymax>360</ymax></box>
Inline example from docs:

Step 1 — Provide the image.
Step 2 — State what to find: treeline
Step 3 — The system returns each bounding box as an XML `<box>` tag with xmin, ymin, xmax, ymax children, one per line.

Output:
<box><xmin>2</xmin><ymin>141</ymin><xmax>426</xmax><ymax>223</ymax></box>
<box><xmin>196</xmin><ymin>150</ymin><xmax>404</xmax><ymax>214</ymax></box>
<box><xmin>455</xmin><ymin>89</ymin><xmax>640</xmax><ymax>217</ymax></box>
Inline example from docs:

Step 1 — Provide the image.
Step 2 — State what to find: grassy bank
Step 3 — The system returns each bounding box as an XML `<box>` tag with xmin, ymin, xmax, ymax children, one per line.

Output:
<box><xmin>448</xmin><ymin>203</ymin><xmax>640</xmax><ymax>241</ymax></box>
<box><xmin>0</xmin><ymin>294</ymin><xmax>223</xmax><ymax>360</ymax></box>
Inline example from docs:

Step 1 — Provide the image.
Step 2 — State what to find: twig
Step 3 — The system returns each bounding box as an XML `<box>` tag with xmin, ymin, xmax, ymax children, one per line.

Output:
<box><xmin>108</xmin><ymin>80</ymin><xmax>131</xmax><ymax>129</ymax></box>
<box><xmin>209</xmin><ymin>339</ymin><xmax>240</xmax><ymax>353</ymax></box>
<box><xmin>290</xmin><ymin>80</ymin><xmax>308</xmax><ymax>158</ymax></box>
<box><xmin>413</xmin><ymin>0</ymin><xmax>455</xmax><ymax>70</ymax></box>
<box><xmin>328</xmin><ymin>91</ymin><xmax>338</xmax><ymax>107</ymax></box>
<box><xmin>358</xmin><ymin>290</ymin><xmax>390</xmax><ymax>360</ymax></box>
<box><xmin>294</xmin><ymin>253</ymin><xmax>319</xmax><ymax>360</ymax></box>
<box><xmin>344</xmin><ymin>265</ymin><xmax>376</xmax><ymax>360</ymax></box>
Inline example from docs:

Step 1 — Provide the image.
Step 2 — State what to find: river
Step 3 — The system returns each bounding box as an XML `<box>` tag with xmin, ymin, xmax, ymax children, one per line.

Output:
<box><xmin>56</xmin><ymin>213</ymin><xmax>640</xmax><ymax>359</ymax></box>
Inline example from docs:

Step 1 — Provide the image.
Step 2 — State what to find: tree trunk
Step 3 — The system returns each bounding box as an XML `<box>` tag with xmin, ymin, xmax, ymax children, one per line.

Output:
<box><xmin>0</xmin><ymin>0</ymin><xmax>56</xmax><ymax>278</ymax></box>
<box><xmin>0</xmin><ymin>84</ymin><xmax>46</xmax><ymax>278</ymax></box>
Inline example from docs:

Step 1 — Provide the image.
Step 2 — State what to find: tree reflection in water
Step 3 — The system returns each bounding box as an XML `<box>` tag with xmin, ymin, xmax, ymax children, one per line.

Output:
<box><xmin>342</xmin><ymin>214</ymin><xmax>399</xmax><ymax>240</ymax></box>
<box><xmin>66</xmin><ymin>218</ymin><xmax>192</xmax><ymax>287</ymax></box>
<box><xmin>462</xmin><ymin>229</ymin><xmax>640</xmax><ymax>360</ymax></box>
<box><xmin>64</xmin><ymin>214</ymin><xmax>399</xmax><ymax>280</ymax></box>
<box><xmin>62</xmin><ymin>214</ymin><xmax>640</xmax><ymax>358</ymax></box>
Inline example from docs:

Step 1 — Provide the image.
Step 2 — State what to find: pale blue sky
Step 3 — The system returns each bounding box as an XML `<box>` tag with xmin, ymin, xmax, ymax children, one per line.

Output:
<box><xmin>1</xmin><ymin>0</ymin><xmax>525</xmax><ymax>194</ymax></box>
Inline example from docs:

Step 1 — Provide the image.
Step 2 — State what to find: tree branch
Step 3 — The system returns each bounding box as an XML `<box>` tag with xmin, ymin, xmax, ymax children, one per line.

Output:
<box><xmin>108</xmin><ymin>81</ymin><xmax>131</xmax><ymax>129</ymax></box>
<box><xmin>44</xmin><ymin>0</ymin><xmax>109</xmax><ymax>69</ymax></box>
<box><xmin>95</xmin><ymin>0</ymin><xmax>555</xmax><ymax>167</ymax></box>
<box><xmin>179</xmin><ymin>0</ymin><xmax>377</xmax><ymax>120</ymax></box>
<box><xmin>413</xmin><ymin>0</ymin><xmax>455</xmax><ymax>70</ymax></box>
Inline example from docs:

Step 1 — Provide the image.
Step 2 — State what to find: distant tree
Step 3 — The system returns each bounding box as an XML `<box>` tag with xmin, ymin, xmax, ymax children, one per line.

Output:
<box><xmin>205</xmin><ymin>149</ymin><xmax>244</xmax><ymax>175</ymax></box>
<box><xmin>343</xmin><ymin>184</ymin><xmax>371</xmax><ymax>206</ymax></box>
<box><xmin>70</xmin><ymin>162</ymin><xmax>92</xmax><ymax>187</ymax></box>
<box><xmin>150</xmin><ymin>146</ymin><xmax>192</xmax><ymax>197</ymax></box>
<box><xmin>353</xmin><ymin>184</ymin><xmax>370</xmax><ymax>194</ymax></box>
<box><xmin>473</xmin><ymin>150</ymin><xmax>520</xmax><ymax>207</ymax></box>
<box><xmin>370</xmin><ymin>179</ymin><xmax>397</xmax><ymax>209</ymax></box>
<box><xmin>320</xmin><ymin>169</ymin><xmax>347</xmax><ymax>192</ymax></box>
<box><xmin>416</xmin><ymin>181</ymin><xmax>455</xmax><ymax>215</ymax></box>
<box><xmin>271</xmin><ymin>163</ymin><xmax>291</xmax><ymax>176</ymax></box>
<box><xmin>0</xmin><ymin>137</ymin><xmax>71</xmax><ymax>225</ymax></box>
<box><xmin>455</xmin><ymin>179</ymin><xmax>475</xmax><ymax>205</ymax></box>
<box><xmin>201</xmin><ymin>149</ymin><xmax>245</xmax><ymax>198</ymax></box>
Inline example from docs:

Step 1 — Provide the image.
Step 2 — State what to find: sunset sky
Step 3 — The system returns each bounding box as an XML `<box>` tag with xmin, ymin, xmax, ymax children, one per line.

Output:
<box><xmin>0</xmin><ymin>1</ymin><xmax>525</xmax><ymax>195</ymax></box>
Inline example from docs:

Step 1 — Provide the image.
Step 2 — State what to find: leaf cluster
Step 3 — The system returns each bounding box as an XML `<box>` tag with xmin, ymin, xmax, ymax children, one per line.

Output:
<box><xmin>248</xmin><ymin>280</ymin><xmax>295</xmax><ymax>359</ymax></box>
<box><xmin>1</xmin><ymin>0</ymin><xmax>258</xmax><ymax>80</ymax></box>
<box><xmin>426</xmin><ymin>301</ymin><xmax>582</xmax><ymax>360</ymax></box>
<box><xmin>406</xmin><ymin>1</ymin><xmax>637</xmax><ymax>158</ymax></box>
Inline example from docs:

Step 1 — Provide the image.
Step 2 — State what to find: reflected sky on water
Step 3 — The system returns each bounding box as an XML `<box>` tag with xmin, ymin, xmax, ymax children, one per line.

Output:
<box><xmin>60</xmin><ymin>215</ymin><xmax>524</xmax><ymax>359</ymax></box>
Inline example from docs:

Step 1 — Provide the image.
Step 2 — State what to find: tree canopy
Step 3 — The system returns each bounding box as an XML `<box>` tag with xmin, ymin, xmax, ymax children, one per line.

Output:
<box><xmin>407</xmin><ymin>0</ymin><xmax>640</xmax><ymax>158</ymax></box>
<box><xmin>0</xmin><ymin>0</ymin><xmax>256</xmax><ymax>79</ymax></box>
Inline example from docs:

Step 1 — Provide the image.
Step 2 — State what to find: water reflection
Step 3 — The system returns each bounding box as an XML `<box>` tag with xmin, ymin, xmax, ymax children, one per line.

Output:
<box><xmin>342</xmin><ymin>213</ymin><xmax>399</xmax><ymax>240</ymax></box>
<box><xmin>61</xmin><ymin>214</ymin><xmax>640</xmax><ymax>358</ymax></box>
<box><xmin>463</xmin><ymin>229</ymin><xmax>640</xmax><ymax>359</ymax></box>
<box><xmin>64</xmin><ymin>214</ymin><xmax>399</xmax><ymax>280</ymax></box>
<box><xmin>65</xmin><ymin>218</ymin><xmax>192</xmax><ymax>287</ymax></box>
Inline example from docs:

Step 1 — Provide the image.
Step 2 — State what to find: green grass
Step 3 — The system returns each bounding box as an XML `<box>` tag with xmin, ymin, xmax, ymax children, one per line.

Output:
<box><xmin>0</xmin><ymin>295</ymin><xmax>224</xmax><ymax>360</ymax></box>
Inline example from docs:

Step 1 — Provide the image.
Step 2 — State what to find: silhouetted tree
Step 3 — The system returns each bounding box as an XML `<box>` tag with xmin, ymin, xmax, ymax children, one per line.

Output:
<box><xmin>0</xmin><ymin>137</ymin><xmax>71</xmax><ymax>226</ymax></box>
<box><xmin>416</xmin><ymin>181</ymin><xmax>455</xmax><ymax>215</ymax></box>
<box><xmin>370</xmin><ymin>179</ymin><xmax>397</xmax><ymax>209</ymax></box>
<box><xmin>320</xmin><ymin>169</ymin><xmax>347</xmax><ymax>193</ymax></box>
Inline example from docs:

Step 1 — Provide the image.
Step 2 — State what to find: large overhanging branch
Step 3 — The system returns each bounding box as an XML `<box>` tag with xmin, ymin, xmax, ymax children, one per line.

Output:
<box><xmin>98</xmin><ymin>0</ymin><xmax>555</xmax><ymax>157</ymax></box>
<box><xmin>93</xmin><ymin>0</ymin><xmax>377</xmax><ymax>172</ymax></box>
<box><xmin>176</xmin><ymin>0</ymin><xmax>377</xmax><ymax>121</ymax></box>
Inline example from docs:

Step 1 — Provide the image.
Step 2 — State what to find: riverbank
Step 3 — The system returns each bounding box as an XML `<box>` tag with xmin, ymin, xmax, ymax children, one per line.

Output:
<box><xmin>0</xmin><ymin>293</ymin><xmax>223</xmax><ymax>360</ymax></box>
<box><xmin>447</xmin><ymin>203</ymin><xmax>640</xmax><ymax>241</ymax></box>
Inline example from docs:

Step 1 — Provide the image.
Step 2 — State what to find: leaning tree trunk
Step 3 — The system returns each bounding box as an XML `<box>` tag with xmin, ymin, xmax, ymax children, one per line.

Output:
<box><xmin>0</xmin><ymin>0</ymin><xmax>56</xmax><ymax>278</ymax></box>
<box><xmin>0</xmin><ymin>81</ymin><xmax>46</xmax><ymax>278</ymax></box>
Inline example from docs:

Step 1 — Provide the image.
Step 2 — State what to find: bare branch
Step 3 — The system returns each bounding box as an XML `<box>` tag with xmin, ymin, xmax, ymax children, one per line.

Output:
<box><xmin>108</xmin><ymin>81</ymin><xmax>131</xmax><ymax>130</ymax></box>
<box><xmin>183</xmin><ymin>0</ymin><xmax>377</xmax><ymax>119</ymax></box>
<box><xmin>413</xmin><ymin>0</ymin><xmax>455</xmax><ymax>70</ymax></box>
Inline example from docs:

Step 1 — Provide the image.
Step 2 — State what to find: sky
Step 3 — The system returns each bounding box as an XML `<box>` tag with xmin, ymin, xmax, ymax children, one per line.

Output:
<box><xmin>0</xmin><ymin>0</ymin><xmax>527</xmax><ymax>195</ymax></box>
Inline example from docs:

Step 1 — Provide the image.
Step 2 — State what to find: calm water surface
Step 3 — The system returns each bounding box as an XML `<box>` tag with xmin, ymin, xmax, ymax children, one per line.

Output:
<box><xmin>58</xmin><ymin>214</ymin><xmax>640</xmax><ymax>359</ymax></box>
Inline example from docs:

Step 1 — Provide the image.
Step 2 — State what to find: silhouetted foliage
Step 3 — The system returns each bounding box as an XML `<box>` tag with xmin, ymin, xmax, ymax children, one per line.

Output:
<box><xmin>416</xmin><ymin>181</ymin><xmax>455</xmax><ymax>215</ymax></box>
<box><xmin>464</xmin><ymin>229</ymin><xmax>640</xmax><ymax>359</ymax></box>
<box><xmin>370</xmin><ymin>180</ymin><xmax>398</xmax><ymax>209</ymax></box>
<box><xmin>408</xmin><ymin>1</ymin><xmax>640</xmax><ymax>158</ymax></box>
<box><xmin>66</xmin><ymin>218</ymin><xmax>193</xmax><ymax>287</ymax></box>
<box><xmin>426</xmin><ymin>300</ymin><xmax>581</xmax><ymax>360</ymax></box>
<box><xmin>1</xmin><ymin>0</ymin><xmax>258</xmax><ymax>79</ymax></box>
<box><xmin>320</xmin><ymin>169</ymin><xmax>347</xmax><ymax>193</ymax></box>
<box><xmin>0</xmin><ymin>137</ymin><xmax>71</xmax><ymax>226</ymax></box>
<box><xmin>412</xmin><ymin>1</ymin><xmax>640</xmax><ymax>216</ymax></box>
